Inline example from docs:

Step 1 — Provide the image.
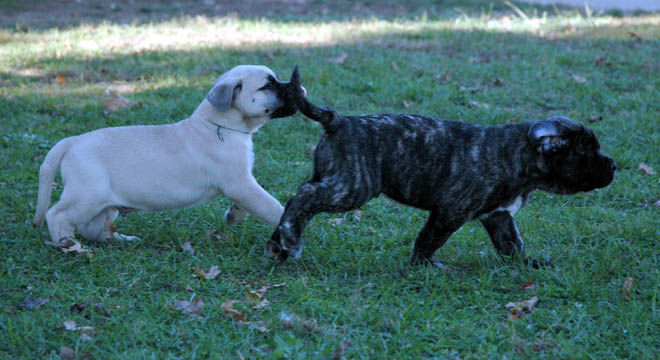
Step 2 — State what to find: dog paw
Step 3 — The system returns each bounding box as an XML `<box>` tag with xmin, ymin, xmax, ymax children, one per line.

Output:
<box><xmin>409</xmin><ymin>255</ymin><xmax>446</xmax><ymax>269</ymax></box>
<box><xmin>265</xmin><ymin>239</ymin><xmax>289</xmax><ymax>261</ymax></box>
<box><xmin>225</xmin><ymin>204</ymin><xmax>248</xmax><ymax>226</ymax></box>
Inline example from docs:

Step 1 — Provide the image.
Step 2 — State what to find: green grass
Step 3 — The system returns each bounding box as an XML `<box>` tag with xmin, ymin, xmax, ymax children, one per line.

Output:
<box><xmin>1</xmin><ymin>1</ymin><xmax>659</xmax><ymax>358</ymax></box>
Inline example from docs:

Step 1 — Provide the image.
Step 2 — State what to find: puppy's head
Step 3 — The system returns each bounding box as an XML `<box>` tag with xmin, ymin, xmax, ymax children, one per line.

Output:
<box><xmin>207</xmin><ymin>65</ymin><xmax>299</xmax><ymax>119</ymax></box>
<box><xmin>528</xmin><ymin>116</ymin><xmax>616</xmax><ymax>194</ymax></box>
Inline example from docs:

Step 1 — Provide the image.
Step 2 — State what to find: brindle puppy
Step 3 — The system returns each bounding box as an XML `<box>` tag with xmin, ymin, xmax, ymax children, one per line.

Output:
<box><xmin>266</xmin><ymin>66</ymin><xmax>616</xmax><ymax>268</ymax></box>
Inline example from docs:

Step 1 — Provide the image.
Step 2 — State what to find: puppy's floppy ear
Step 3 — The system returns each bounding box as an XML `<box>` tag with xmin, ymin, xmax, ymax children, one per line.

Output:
<box><xmin>528</xmin><ymin>116</ymin><xmax>583</xmax><ymax>154</ymax></box>
<box><xmin>207</xmin><ymin>76</ymin><xmax>242</xmax><ymax>112</ymax></box>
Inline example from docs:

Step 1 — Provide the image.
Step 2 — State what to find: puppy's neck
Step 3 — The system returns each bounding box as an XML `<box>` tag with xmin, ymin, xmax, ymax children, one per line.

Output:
<box><xmin>190</xmin><ymin>100</ymin><xmax>268</xmax><ymax>135</ymax></box>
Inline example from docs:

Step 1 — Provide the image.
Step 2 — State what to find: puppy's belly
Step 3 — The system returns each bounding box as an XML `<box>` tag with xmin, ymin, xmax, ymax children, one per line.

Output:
<box><xmin>114</xmin><ymin>184</ymin><xmax>222</xmax><ymax>212</ymax></box>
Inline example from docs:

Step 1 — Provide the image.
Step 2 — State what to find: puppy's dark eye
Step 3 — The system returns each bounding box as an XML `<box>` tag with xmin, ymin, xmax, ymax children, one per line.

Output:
<box><xmin>259</xmin><ymin>76</ymin><xmax>276</xmax><ymax>91</ymax></box>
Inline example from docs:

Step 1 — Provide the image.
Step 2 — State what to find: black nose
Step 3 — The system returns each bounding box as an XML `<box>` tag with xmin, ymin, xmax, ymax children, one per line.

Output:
<box><xmin>611</xmin><ymin>160</ymin><xmax>617</xmax><ymax>171</ymax></box>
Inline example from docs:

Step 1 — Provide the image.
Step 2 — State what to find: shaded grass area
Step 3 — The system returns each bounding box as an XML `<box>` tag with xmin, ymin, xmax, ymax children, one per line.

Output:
<box><xmin>1</xmin><ymin>1</ymin><xmax>659</xmax><ymax>359</ymax></box>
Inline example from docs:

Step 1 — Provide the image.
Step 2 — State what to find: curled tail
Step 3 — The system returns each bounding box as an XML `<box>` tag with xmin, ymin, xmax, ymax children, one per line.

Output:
<box><xmin>33</xmin><ymin>138</ymin><xmax>71</xmax><ymax>227</ymax></box>
<box><xmin>289</xmin><ymin>65</ymin><xmax>343</xmax><ymax>133</ymax></box>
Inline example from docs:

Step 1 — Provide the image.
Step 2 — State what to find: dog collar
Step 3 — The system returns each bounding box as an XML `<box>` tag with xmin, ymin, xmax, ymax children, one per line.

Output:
<box><xmin>207</xmin><ymin>120</ymin><xmax>250</xmax><ymax>142</ymax></box>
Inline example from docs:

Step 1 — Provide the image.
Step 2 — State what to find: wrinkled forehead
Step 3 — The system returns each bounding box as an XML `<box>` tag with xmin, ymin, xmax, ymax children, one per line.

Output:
<box><xmin>214</xmin><ymin>65</ymin><xmax>276</xmax><ymax>85</ymax></box>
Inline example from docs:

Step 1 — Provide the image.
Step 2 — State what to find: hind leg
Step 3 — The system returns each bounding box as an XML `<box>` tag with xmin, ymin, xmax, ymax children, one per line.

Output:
<box><xmin>77</xmin><ymin>209</ymin><xmax>112</xmax><ymax>242</ymax></box>
<box><xmin>45</xmin><ymin>204</ymin><xmax>77</xmax><ymax>246</ymax></box>
<box><xmin>266</xmin><ymin>178</ymin><xmax>373</xmax><ymax>260</ymax></box>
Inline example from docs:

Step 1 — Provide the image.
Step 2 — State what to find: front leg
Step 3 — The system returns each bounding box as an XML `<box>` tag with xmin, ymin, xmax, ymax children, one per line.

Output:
<box><xmin>223</xmin><ymin>176</ymin><xmax>284</xmax><ymax>228</ymax></box>
<box><xmin>266</xmin><ymin>180</ymin><xmax>372</xmax><ymax>261</ymax></box>
<box><xmin>409</xmin><ymin>211</ymin><xmax>463</xmax><ymax>268</ymax></box>
<box><xmin>479</xmin><ymin>211</ymin><xmax>553</xmax><ymax>269</ymax></box>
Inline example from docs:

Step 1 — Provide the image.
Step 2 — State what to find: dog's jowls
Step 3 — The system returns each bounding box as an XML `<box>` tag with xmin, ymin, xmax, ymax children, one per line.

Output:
<box><xmin>34</xmin><ymin>65</ymin><xmax>302</xmax><ymax>245</ymax></box>
<box><xmin>266</xmin><ymin>66</ymin><xmax>616</xmax><ymax>268</ymax></box>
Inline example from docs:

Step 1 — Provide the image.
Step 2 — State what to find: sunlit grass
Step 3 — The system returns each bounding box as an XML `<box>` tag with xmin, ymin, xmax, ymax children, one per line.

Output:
<box><xmin>1</xmin><ymin>2</ymin><xmax>659</xmax><ymax>359</ymax></box>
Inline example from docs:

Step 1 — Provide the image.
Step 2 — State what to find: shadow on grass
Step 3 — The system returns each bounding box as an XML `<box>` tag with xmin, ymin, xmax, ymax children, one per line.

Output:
<box><xmin>0</xmin><ymin>0</ymin><xmax>584</xmax><ymax>30</ymax></box>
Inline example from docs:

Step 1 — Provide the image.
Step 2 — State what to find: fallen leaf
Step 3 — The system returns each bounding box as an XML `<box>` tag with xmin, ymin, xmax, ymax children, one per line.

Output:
<box><xmin>571</xmin><ymin>74</ymin><xmax>587</xmax><ymax>84</ymax></box>
<box><xmin>101</xmin><ymin>89</ymin><xmax>132</xmax><ymax>114</ymax></box>
<box><xmin>60</xmin><ymin>347</ymin><xmax>75</xmax><ymax>360</ymax></box>
<box><xmin>245</xmin><ymin>285</ymin><xmax>270</xmax><ymax>309</ymax></box>
<box><xmin>459</xmin><ymin>85</ymin><xmax>481</xmax><ymax>93</ymax></box>
<box><xmin>654</xmin><ymin>199</ymin><xmax>660</xmax><ymax>207</ymax></box>
<box><xmin>222</xmin><ymin>300</ymin><xmax>247</xmax><ymax>323</ymax></box>
<box><xmin>628</xmin><ymin>31</ymin><xmax>642</xmax><ymax>41</ymax></box>
<box><xmin>506</xmin><ymin>114</ymin><xmax>521</xmax><ymax>124</ymax></box>
<box><xmin>469</xmin><ymin>100</ymin><xmax>490</xmax><ymax>109</ymax></box>
<box><xmin>327</xmin><ymin>52</ymin><xmax>348</xmax><ymax>64</ymax></box>
<box><xmin>328</xmin><ymin>217</ymin><xmax>344</xmax><ymax>226</ymax></box>
<box><xmin>493</xmin><ymin>78</ymin><xmax>504</xmax><ymax>87</ymax></box>
<box><xmin>521</xmin><ymin>280</ymin><xmax>537</xmax><ymax>291</ymax></box>
<box><xmin>204</xmin><ymin>229</ymin><xmax>218</xmax><ymax>241</ymax></box>
<box><xmin>55</xmin><ymin>74</ymin><xmax>67</xmax><ymax>86</ymax></box>
<box><xmin>390</xmin><ymin>62</ymin><xmax>399</xmax><ymax>71</ymax></box>
<box><xmin>505</xmin><ymin>296</ymin><xmax>539</xmax><ymax>320</ymax></box>
<box><xmin>638</xmin><ymin>163</ymin><xmax>655</xmax><ymax>175</ymax></box>
<box><xmin>237</xmin><ymin>350</ymin><xmax>246</xmax><ymax>360</ymax></box>
<box><xmin>63</xmin><ymin>320</ymin><xmax>77</xmax><ymax>331</ymax></box>
<box><xmin>306</xmin><ymin>145</ymin><xmax>317</xmax><ymax>154</ymax></box>
<box><xmin>181</xmin><ymin>241</ymin><xmax>195</xmax><ymax>255</ymax></box>
<box><xmin>195</xmin><ymin>265</ymin><xmax>221</xmax><ymax>280</ymax></box>
<box><xmin>69</xmin><ymin>302</ymin><xmax>110</xmax><ymax>318</ymax></box>
<box><xmin>402</xmin><ymin>100</ymin><xmax>411</xmax><ymax>109</ymax></box>
<box><xmin>174</xmin><ymin>298</ymin><xmax>204</xmax><ymax>318</ymax></box>
<box><xmin>279</xmin><ymin>311</ymin><xmax>320</xmax><ymax>331</ymax></box>
<box><xmin>332</xmin><ymin>341</ymin><xmax>352</xmax><ymax>360</ymax></box>
<box><xmin>58</xmin><ymin>239</ymin><xmax>94</xmax><ymax>256</ymax></box>
<box><xmin>248</xmin><ymin>321</ymin><xmax>269</xmax><ymax>333</ymax></box>
<box><xmin>587</xmin><ymin>114</ymin><xmax>604</xmax><ymax>123</ymax></box>
<box><xmin>621</xmin><ymin>278</ymin><xmax>634</xmax><ymax>299</ymax></box>
<box><xmin>594</xmin><ymin>56</ymin><xmax>612</xmax><ymax>66</ymax></box>
<box><xmin>353</xmin><ymin>210</ymin><xmax>362</xmax><ymax>222</ymax></box>
<box><xmin>437</xmin><ymin>70</ymin><xmax>450</xmax><ymax>83</ymax></box>
<box><xmin>19</xmin><ymin>297</ymin><xmax>50</xmax><ymax>310</ymax></box>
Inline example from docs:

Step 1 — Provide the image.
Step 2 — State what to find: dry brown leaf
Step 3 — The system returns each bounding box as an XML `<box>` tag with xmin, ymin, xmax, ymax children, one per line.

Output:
<box><xmin>521</xmin><ymin>280</ymin><xmax>537</xmax><ymax>291</ymax></box>
<box><xmin>222</xmin><ymin>300</ymin><xmax>248</xmax><ymax>323</ymax></box>
<box><xmin>204</xmin><ymin>229</ymin><xmax>218</xmax><ymax>241</ymax></box>
<box><xmin>594</xmin><ymin>56</ymin><xmax>612</xmax><ymax>66</ymax></box>
<box><xmin>175</xmin><ymin>298</ymin><xmax>204</xmax><ymax>318</ymax></box>
<box><xmin>60</xmin><ymin>347</ymin><xmax>75</xmax><ymax>360</ymax></box>
<box><xmin>63</xmin><ymin>320</ymin><xmax>77</xmax><ymax>331</ymax></box>
<box><xmin>306</xmin><ymin>145</ymin><xmax>317</xmax><ymax>154</ymax></box>
<box><xmin>279</xmin><ymin>311</ymin><xmax>320</xmax><ymax>331</ymax></box>
<box><xmin>654</xmin><ymin>199</ymin><xmax>660</xmax><ymax>207</ymax></box>
<box><xmin>571</xmin><ymin>74</ymin><xmax>587</xmax><ymax>84</ymax></box>
<box><xmin>353</xmin><ymin>210</ymin><xmax>362</xmax><ymax>222</ymax></box>
<box><xmin>101</xmin><ymin>89</ymin><xmax>132</xmax><ymax>114</ymax></box>
<box><xmin>402</xmin><ymin>100</ymin><xmax>412</xmax><ymax>109</ymax></box>
<box><xmin>195</xmin><ymin>265</ymin><xmax>220</xmax><ymax>280</ymax></box>
<box><xmin>587</xmin><ymin>114</ymin><xmax>604</xmax><ymax>123</ymax></box>
<box><xmin>507</xmin><ymin>114</ymin><xmax>521</xmax><ymax>124</ymax></box>
<box><xmin>628</xmin><ymin>31</ymin><xmax>642</xmax><ymax>41</ymax></box>
<box><xmin>621</xmin><ymin>278</ymin><xmax>634</xmax><ymax>299</ymax></box>
<box><xmin>469</xmin><ymin>100</ymin><xmax>490</xmax><ymax>109</ymax></box>
<box><xmin>19</xmin><ymin>297</ymin><xmax>50</xmax><ymax>310</ymax></box>
<box><xmin>332</xmin><ymin>341</ymin><xmax>352</xmax><ymax>360</ymax></box>
<box><xmin>181</xmin><ymin>241</ymin><xmax>195</xmax><ymax>255</ymax></box>
<box><xmin>55</xmin><ymin>74</ymin><xmax>67</xmax><ymax>86</ymax></box>
<box><xmin>391</xmin><ymin>62</ymin><xmax>399</xmax><ymax>71</ymax></box>
<box><xmin>505</xmin><ymin>296</ymin><xmax>539</xmax><ymax>320</ymax></box>
<box><xmin>638</xmin><ymin>163</ymin><xmax>655</xmax><ymax>175</ymax></box>
<box><xmin>245</xmin><ymin>287</ymin><xmax>270</xmax><ymax>309</ymax></box>
<box><xmin>459</xmin><ymin>85</ymin><xmax>481</xmax><ymax>94</ymax></box>
<box><xmin>59</xmin><ymin>239</ymin><xmax>94</xmax><ymax>256</ymax></box>
<box><xmin>437</xmin><ymin>70</ymin><xmax>451</xmax><ymax>83</ymax></box>
<box><xmin>327</xmin><ymin>52</ymin><xmax>348</xmax><ymax>64</ymax></box>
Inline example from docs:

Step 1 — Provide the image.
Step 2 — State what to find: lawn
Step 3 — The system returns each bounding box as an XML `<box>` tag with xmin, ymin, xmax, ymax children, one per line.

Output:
<box><xmin>1</xmin><ymin>1</ymin><xmax>659</xmax><ymax>358</ymax></box>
